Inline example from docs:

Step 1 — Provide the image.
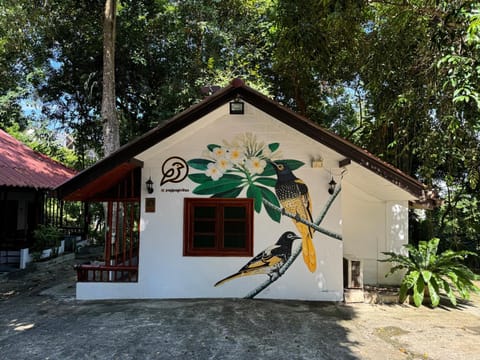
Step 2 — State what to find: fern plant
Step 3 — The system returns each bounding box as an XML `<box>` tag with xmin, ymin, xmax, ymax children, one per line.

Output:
<box><xmin>381</xmin><ymin>238</ymin><xmax>479</xmax><ymax>307</ymax></box>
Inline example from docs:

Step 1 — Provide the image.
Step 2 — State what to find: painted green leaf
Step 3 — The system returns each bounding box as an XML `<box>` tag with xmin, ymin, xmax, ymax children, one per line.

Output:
<box><xmin>188</xmin><ymin>173</ymin><xmax>210</xmax><ymax>184</ymax></box>
<box><xmin>187</xmin><ymin>158</ymin><xmax>213</xmax><ymax>171</ymax></box>
<box><xmin>192</xmin><ymin>175</ymin><xmax>243</xmax><ymax>195</ymax></box>
<box><xmin>247</xmin><ymin>185</ymin><xmax>262</xmax><ymax>213</ymax></box>
<box><xmin>261</xmin><ymin>163</ymin><xmax>277</xmax><ymax>176</ymax></box>
<box><xmin>284</xmin><ymin>159</ymin><xmax>305</xmax><ymax>171</ymax></box>
<box><xmin>212</xmin><ymin>187</ymin><xmax>243</xmax><ymax>198</ymax></box>
<box><xmin>259</xmin><ymin>186</ymin><xmax>281</xmax><ymax>222</ymax></box>
<box><xmin>268</xmin><ymin>143</ymin><xmax>280</xmax><ymax>152</ymax></box>
<box><xmin>254</xmin><ymin>177</ymin><xmax>276</xmax><ymax>187</ymax></box>
<box><xmin>207</xmin><ymin>144</ymin><xmax>221</xmax><ymax>151</ymax></box>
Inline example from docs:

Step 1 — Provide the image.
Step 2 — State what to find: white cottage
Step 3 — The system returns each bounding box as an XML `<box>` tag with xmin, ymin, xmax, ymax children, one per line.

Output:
<box><xmin>57</xmin><ymin>79</ymin><xmax>432</xmax><ymax>301</ymax></box>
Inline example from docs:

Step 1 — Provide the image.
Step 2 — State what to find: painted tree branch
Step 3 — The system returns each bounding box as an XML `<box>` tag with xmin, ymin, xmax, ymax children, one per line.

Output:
<box><xmin>244</xmin><ymin>186</ymin><xmax>342</xmax><ymax>299</ymax></box>
<box><xmin>261</xmin><ymin>199</ymin><xmax>342</xmax><ymax>241</ymax></box>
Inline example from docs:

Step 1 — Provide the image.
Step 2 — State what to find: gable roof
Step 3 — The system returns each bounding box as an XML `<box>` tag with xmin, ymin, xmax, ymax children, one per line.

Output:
<box><xmin>56</xmin><ymin>78</ymin><xmax>429</xmax><ymax>202</ymax></box>
<box><xmin>0</xmin><ymin>129</ymin><xmax>76</xmax><ymax>190</ymax></box>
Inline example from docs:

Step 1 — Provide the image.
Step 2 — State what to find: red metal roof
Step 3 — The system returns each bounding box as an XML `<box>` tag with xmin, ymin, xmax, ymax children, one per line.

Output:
<box><xmin>0</xmin><ymin>129</ymin><xmax>76</xmax><ymax>189</ymax></box>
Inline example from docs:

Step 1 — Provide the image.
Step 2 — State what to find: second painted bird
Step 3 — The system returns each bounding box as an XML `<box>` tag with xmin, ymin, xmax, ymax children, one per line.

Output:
<box><xmin>214</xmin><ymin>231</ymin><xmax>301</xmax><ymax>286</ymax></box>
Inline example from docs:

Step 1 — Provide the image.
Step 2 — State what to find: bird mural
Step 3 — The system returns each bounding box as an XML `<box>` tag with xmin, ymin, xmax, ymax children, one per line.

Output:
<box><xmin>214</xmin><ymin>231</ymin><xmax>301</xmax><ymax>287</ymax></box>
<box><xmin>270</xmin><ymin>160</ymin><xmax>317</xmax><ymax>272</ymax></box>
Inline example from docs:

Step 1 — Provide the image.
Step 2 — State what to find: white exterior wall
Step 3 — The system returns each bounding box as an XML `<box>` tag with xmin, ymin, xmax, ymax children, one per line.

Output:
<box><xmin>77</xmin><ymin>101</ymin><xmax>413</xmax><ymax>300</ymax></box>
<box><xmin>342</xmin><ymin>181</ymin><xmax>409</xmax><ymax>285</ymax></box>
<box><xmin>78</xmin><ymin>102</ymin><xmax>344</xmax><ymax>301</ymax></box>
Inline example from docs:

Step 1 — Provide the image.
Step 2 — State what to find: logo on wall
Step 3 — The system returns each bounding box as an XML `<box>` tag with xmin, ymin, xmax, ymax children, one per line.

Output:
<box><xmin>160</xmin><ymin>156</ymin><xmax>189</xmax><ymax>186</ymax></box>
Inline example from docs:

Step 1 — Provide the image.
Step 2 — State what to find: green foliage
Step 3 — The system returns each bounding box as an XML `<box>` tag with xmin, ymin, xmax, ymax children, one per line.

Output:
<box><xmin>25</xmin><ymin>0</ymin><xmax>275</xmax><ymax>150</ymax></box>
<box><xmin>5</xmin><ymin>122</ymin><xmax>79</xmax><ymax>169</ymax></box>
<box><xmin>273</xmin><ymin>0</ymin><xmax>364</xmax><ymax>126</ymax></box>
<box><xmin>32</xmin><ymin>225</ymin><xmax>62</xmax><ymax>252</ymax></box>
<box><xmin>2</xmin><ymin>0</ymin><xmax>480</xmax><ymax>253</ymax></box>
<box><xmin>381</xmin><ymin>238</ymin><xmax>479</xmax><ymax>307</ymax></box>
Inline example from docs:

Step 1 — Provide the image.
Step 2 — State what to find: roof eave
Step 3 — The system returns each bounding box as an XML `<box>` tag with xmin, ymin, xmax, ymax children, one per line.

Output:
<box><xmin>56</xmin><ymin>79</ymin><xmax>426</xmax><ymax>201</ymax></box>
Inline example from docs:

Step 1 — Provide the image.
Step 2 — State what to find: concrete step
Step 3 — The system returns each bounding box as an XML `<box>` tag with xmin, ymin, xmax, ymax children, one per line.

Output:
<box><xmin>344</xmin><ymin>286</ymin><xmax>400</xmax><ymax>304</ymax></box>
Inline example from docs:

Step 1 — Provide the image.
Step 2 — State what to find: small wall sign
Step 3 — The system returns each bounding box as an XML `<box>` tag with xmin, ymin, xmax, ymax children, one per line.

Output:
<box><xmin>145</xmin><ymin>197</ymin><xmax>156</xmax><ymax>213</ymax></box>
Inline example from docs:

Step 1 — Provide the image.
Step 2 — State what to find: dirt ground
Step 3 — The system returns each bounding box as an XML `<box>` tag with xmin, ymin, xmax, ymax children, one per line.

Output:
<box><xmin>0</xmin><ymin>254</ymin><xmax>479</xmax><ymax>360</ymax></box>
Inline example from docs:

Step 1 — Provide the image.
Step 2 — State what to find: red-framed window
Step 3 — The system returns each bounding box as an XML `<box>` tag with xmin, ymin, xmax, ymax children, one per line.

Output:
<box><xmin>183</xmin><ymin>198</ymin><xmax>254</xmax><ymax>256</ymax></box>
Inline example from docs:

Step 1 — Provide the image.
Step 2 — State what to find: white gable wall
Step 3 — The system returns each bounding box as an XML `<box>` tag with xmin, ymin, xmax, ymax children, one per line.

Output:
<box><xmin>140</xmin><ymin>102</ymin><xmax>343</xmax><ymax>301</ymax></box>
<box><xmin>77</xmin><ymin>101</ymin><xmax>412</xmax><ymax>300</ymax></box>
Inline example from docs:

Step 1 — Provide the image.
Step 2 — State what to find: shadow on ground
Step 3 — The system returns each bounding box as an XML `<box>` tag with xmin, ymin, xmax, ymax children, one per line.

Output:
<box><xmin>2</xmin><ymin>254</ymin><xmax>480</xmax><ymax>360</ymax></box>
<box><xmin>0</xmin><ymin>297</ymin><xmax>360</xmax><ymax>359</ymax></box>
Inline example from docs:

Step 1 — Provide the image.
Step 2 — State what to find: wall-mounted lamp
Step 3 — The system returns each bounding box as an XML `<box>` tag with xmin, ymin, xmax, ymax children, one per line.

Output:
<box><xmin>229</xmin><ymin>99</ymin><xmax>244</xmax><ymax>114</ymax></box>
<box><xmin>328</xmin><ymin>177</ymin><xmax>337</xmax><ymax>195</ymax></box>
<box><xmin>146</xmin><ymin>177</ymin><xmax>154</xmax><ymax>194</ymax></box>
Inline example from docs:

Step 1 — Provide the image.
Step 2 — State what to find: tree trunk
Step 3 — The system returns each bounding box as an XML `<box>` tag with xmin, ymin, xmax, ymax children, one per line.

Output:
<box><xmin>101</xmin><ymin>0</ymin><xmax>120</xmax><ymax>258</ymax></box>
<box><xmin>101</xmin><ymin>0</ymin><xmax>119</xmax><ymax>157</ymax></box>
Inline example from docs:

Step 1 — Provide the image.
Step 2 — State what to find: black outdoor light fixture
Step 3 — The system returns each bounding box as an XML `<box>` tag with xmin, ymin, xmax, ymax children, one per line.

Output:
<box><xmin>328</xmin><ymin>177</ymin><xmax>337</xmax><ymax>195</ymax></box>
<box><xmin>146</xmin><ymin>177</ymin><xmax>154</xmax><ymax>194</ymax></box>
<box><xmin>229</xmin><ymin>98</ymin><xmax>244</xmax><ymax>114</ymax></box>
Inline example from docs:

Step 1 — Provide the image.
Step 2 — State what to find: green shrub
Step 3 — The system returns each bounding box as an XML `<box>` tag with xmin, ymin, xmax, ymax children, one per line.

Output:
<box><xmin>32</xmin><ymin>225</ymin><xmax>62</xmax><ymax>252</ymax></box>
<box><xmin>381</xmin><ymin>238</ymin><xmax>479</xmax><ymax>307</ymax></box>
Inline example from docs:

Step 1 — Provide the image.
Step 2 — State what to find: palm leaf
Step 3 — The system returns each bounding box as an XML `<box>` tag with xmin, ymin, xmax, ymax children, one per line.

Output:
<box><xmin>428</xmin><ymin>276</ymin><xmax>441</xmax><ymax>308</ymax></box>
<box><xmin>442</xmin><ymin>280</ymin><xmax>457</xmax><ymax>306</ymax></box>
<box><xmin>413</xmin><ymin>276</ymin><xmax>425</xmax><ymax>307</ymax></box>
<box><xmin>399</xmin><ymin>282</ymin><xmax>410</xmax><ymax>303</ymax></box>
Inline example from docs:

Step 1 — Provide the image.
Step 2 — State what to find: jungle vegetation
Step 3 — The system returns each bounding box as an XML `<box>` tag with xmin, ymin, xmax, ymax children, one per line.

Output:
<box><xmin>1</xmin><ymin>0</ymin><xmax>479</xmax><ymax>260</ymax></box>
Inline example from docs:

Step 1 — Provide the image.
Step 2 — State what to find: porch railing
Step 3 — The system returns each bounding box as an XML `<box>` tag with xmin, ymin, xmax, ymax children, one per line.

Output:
<box><xmin>75</xmin><ymin>264</ymin><xmax>138</xmax><ymax>282</ymax></box>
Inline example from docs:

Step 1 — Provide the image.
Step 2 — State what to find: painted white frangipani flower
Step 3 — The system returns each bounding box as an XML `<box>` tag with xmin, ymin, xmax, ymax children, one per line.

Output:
<box><xmin>216</xmin><ymin>157</ymin><xmax>233</xmax><ymax>172</ymax></box>
<box><xmin>211</xmin><ymin>147</ymin><xmax>227</xmax><ymax>160</ymax></box>
<box><xmin>226</xmin><ymin>147</ymin><xmax>245</xmax><ymax>164</ymax></box>
<box><xmin>245</xmin><ymin>157</ymin><xmax>267</xmax><ymax>175</ymax></box>
<box><xmin>205</xmin><ymin>162</ymin><xmax>223</xmax><ymax>180</ymax></box>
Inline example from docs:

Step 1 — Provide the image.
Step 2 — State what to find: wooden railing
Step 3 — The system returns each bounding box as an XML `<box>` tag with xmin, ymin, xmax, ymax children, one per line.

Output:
<box><xmin>75</xmin><ymin>264</ymin><xmax>138</xmax><ymax>282</ymax></box>
<box><xmin>75</xmin><ymin>199</ymin><xmax>140</xmax><ymax>283</ymax></box>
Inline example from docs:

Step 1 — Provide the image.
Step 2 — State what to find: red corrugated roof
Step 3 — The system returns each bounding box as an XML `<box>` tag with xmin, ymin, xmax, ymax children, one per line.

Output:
<box><xmin>0</xmin><ymin>129</ymin><xmax>76</xmax><ymax>189</ymax></box>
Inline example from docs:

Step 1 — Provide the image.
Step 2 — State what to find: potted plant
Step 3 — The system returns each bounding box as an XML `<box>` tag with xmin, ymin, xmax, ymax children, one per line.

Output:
<box><xmin>380</xmin><ymin>238</ymin><xmax>479</xmax><ymax>307</ymax></box>
<box><xmin>32</xmin><ymin>225</ymin><xmax>62</xmax><ymax>259</ymax></box>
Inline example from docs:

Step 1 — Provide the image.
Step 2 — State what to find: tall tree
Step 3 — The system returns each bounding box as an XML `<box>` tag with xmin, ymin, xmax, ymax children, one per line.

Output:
<box><xmin>3</xmin><ymin>0</ymin><xmax>480</xmax><ymax>250</ymax></box>
<box><xmin>102</xmin><ymin>0</ymin><xmax>119</xmax><ymax>156</ymax></box>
